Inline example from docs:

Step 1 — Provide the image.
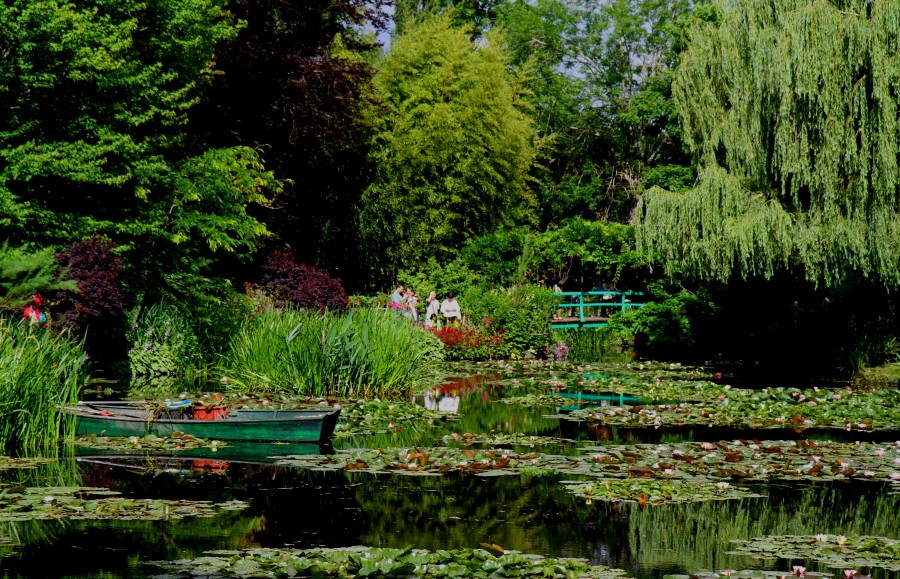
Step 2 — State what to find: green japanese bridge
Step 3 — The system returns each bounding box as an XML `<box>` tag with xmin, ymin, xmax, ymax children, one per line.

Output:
<box><xmin>550</xmin><ymin>291</ymin><xmax>646</xmax><ymax>329</ymax></box>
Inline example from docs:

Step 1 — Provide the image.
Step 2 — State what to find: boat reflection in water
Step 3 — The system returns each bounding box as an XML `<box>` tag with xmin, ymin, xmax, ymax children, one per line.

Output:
<box><xmin>75</xmin><ymin>439</ymin><xmax>332</xmax><ymax>480</ymax></box>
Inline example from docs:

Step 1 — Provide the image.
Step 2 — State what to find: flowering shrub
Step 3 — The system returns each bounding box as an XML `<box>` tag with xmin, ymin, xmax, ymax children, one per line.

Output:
<box><xmin>549</xmin><ymin>340</ymin><xmax>569</xmax><ymax>361</ymax></box>
<box><xmin>260</xmin><ymin>251</ymin><xmax>348</xmax><ymax>310</ymax></box>
<box><xmin>431</xmin><ymin>325</ymin><xmax>503</xmax><ymax>361</ymax></box>
<box><xmin>127</xmin><ymin>300</ymin><xmax>202</xmax><ymax>378</ymax></box>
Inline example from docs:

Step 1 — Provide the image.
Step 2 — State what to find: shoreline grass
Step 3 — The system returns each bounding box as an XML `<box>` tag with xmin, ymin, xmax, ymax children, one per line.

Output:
<box><xmin>0</xmin><ymin>318</ymin><xmax>88</xmax><ymax>455</ymax></box>
<box><xmin>218</xmin><ymin>308</ymin><xmax>442</xmax><ymax>398</ymax></box>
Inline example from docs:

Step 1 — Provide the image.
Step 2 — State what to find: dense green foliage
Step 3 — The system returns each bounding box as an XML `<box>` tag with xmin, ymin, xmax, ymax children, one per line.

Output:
<box><xmin>638</xmin><ymin>0</ymin><xmax>900</xmax><ymax>288</ymax></box>
<box><xmin>496</xmin><ymin>0</ymin><xmax>699</xmax><ymax>226</ymax></box>
<box><xmin>358</xmin><ymin>14</ymin><xmax>541</xmax><ymax>273</ymax></box>
<box><xmin>187</xmin><ymin>0</ymin><xmax>389</xmax><ymax>279</ymax></box>
<box><xmin>552</xmin><ymin>328</ymin><xmax>625</xmax><ymax>363</ymax></box>
<box><xmin>0</xmin><ymin>0</ymin><xmax>281</xmax><ymax>303</ymax></box>
<box><xmin>3</xmin><ymin>0</ymin><xmax>900</xmax><ymax>382</ymax></box>
<box><xmin>0</xmin><ymin>319</ymin><xmax>86</xmax><ymax>454</ymax></box>
<box><xmin>0</xmin><ymin>243</ymin><xmax>76</xmax><ymax>312</ymax></box>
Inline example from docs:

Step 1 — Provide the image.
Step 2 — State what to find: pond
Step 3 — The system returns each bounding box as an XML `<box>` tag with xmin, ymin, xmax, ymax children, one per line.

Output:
<box><xmin>1</xmin><ymin>361</ymin><xmax>899</xmax><ymax>579</ymax></box>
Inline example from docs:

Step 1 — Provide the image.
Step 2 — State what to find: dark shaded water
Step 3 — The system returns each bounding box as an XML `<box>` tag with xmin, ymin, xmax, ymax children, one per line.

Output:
<box><xmin>1</xmin><ymin>370</ymin><xmax>899</xmax><ymax>578</ymax></box>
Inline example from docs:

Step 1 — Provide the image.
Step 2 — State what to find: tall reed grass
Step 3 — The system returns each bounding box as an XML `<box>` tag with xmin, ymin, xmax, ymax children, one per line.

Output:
<box><xmin>552</xmin><ymin>328</ymin><xmax>627</xmax><ymax>363</ymax></box>
<box><xmin>219</xmin><ymin>308</ymin><xmax>442</xmax><ymax>397</ymax></box>
<box><xmin>0</xmin><ymin>319</ymin><xmax>88</xmax><ymax>455</ymax></box>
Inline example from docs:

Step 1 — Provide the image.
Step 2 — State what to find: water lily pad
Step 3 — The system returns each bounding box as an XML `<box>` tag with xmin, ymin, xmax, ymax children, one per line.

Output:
<box><xmin>563</xmin><ymin>478</ymin><xmax>764</xmax><ymax>505</ymax></box>
<box><xmin>148</xmin><ymin>545</ymin><xmax>634</xmax><ymax>578</ymax></box>
<box><xmin>0</xmin><ymin>457</ymin><xmax>54</xmax><ymax>470</ymax></box>
<box><xmin>74</xmin><ymin>433</ymin><xmax>225</xmax><ymax>452</ymax></box>
<box><xmin>555</xmin><ymin>385</ymin><xmax>900</xmax><ymax>431</ymax></box>
<box><xmin>728</xmin><ymin>534</ymin><xmax>900</xmax><ymax>571</ymax></box>
<box><xmin>0</xmin><ymin>484</ymin><xmax>247</xmax><ymax>521</ymax></box>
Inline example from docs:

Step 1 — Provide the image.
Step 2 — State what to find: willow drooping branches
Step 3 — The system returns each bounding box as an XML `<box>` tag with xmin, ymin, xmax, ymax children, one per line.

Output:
<box><xmin>636</xmin><ymin>0</ymin><xmax>900</xmax><ymax>287</ymax></box>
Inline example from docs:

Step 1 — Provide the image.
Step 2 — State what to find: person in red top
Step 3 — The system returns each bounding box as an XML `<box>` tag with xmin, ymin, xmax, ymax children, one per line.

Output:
<box><xmin>23</xmin><ymin>295</ymin><xmax>46</xmax><ymax>324</ymax></box>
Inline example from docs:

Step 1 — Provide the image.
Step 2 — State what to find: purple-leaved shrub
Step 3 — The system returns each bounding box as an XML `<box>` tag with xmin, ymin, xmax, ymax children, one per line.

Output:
<box><xmin>54</xmin><ymin>237</ymin><xmax>126</xmax><ymax>332</ymax></box>
<box><xmin>53</xmin><ymin>236</ymin><xmax>128</xmax><ymax>364</ymax></box>
<box><xmin>260</xmin><ymin>251</ymin><xmax>348</xmax><ymax>310</ymax></box>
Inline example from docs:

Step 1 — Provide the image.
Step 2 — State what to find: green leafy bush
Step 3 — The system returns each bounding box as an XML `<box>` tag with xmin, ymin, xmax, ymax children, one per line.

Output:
<box><xmin>438</xmin><ymin>283</ymin><xmax>557</xmax><ymax>360</ymax></box>
<box><xmin>607</xmin><ymin>290</ymin><xmax>708</xmax><ymax>360</ymax></box>
<box><xmin>127</xmin><ymin>300</ymin><xmax>203</xmax><ymax>379</ymax></box>
<box><xmin>460</xmin><ymin>285</ymin><xmax>557</xmax><ymax>358</ymax></box>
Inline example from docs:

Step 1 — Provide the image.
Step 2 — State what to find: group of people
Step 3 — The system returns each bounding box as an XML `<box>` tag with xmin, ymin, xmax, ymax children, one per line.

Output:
<box><xmin>390</xmin><ymin>284</ymin><xmax>461</xmax><ymax>328</ymax></box>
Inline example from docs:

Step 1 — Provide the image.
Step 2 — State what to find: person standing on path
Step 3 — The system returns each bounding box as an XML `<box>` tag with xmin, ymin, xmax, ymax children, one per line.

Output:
<box><xmin>424</xmin><ymin>291</ymin><xmax>440</xmax><ymax>328</ymax></box>
<box><xmin>425</xmin><ymin>292</ymin><xmax>441</xmax><ymax>328</ymax></box>
<box><xmin>390</xmin><ymin>284</ymin><xmax>404</xmax><ymax>305</ymax></box>
<box><xmin>440</xmin><ymin>292</ymin><xmax>461</xmax><ymax>326</ymax></box>
<box><xmin>407</xmin><ymin>290</ymin><xmax>420</xmax><ymax>322</ymax></box>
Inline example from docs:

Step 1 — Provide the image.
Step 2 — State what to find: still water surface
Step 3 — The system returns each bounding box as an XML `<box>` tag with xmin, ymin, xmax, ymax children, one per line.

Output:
<box><xmin>1</xmin><ymin>370</ymin><xmax>898</xmax><ymax>578</ymax></box>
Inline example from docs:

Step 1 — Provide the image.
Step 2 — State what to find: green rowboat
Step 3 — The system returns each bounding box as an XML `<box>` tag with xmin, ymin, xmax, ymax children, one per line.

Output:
<box><xmin>68</xmin><ymin>401</ymin><xmax>341</xmax><ymax>443</ymax></box>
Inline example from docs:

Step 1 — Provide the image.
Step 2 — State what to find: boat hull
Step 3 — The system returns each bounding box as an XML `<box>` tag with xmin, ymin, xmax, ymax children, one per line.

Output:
<box><xmin>70</xmin><ymin>406</ymin><xmax>341</xmax><ymax>443</ymax></box>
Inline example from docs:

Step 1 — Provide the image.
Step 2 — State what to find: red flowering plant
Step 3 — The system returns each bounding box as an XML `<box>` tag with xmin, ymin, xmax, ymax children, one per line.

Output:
<box><xmin>430</xmin><ymin>323</ymin><xmax>504</xmax><ymax>361</ymax></box>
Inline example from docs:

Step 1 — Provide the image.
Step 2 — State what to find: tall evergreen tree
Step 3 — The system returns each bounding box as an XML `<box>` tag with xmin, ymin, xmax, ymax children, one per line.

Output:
<box><xmin>357</xmin><ymin>14</ymin><xmax>541</xmax><ymax>279</ymax></box>
<box><xmin>393</xmin><ymin>0</ymin><xmax>503</xmax><ymax>37</ymax></box>
<box><xmin>637</xmin><ymin>0</ymin><xmax>900</xmax><ymax>288</ymax></box>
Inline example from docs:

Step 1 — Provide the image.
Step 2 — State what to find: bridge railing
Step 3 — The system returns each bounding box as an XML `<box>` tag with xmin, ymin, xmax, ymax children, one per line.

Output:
<box><xmin>550</xmin><ymin>290</ymin><xmax>646</xmax><ymax>329</ymax></box>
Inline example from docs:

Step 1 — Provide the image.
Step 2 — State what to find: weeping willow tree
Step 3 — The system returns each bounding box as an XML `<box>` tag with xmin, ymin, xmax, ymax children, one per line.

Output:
<box><xmin>636</xmin><ymin>0</ymin><xmax>900</xmax><ymax>287</ymax></box>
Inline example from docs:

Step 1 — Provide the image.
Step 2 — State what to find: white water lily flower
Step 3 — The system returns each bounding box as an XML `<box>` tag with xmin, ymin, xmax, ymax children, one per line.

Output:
<box><xmin>716</xmin><ymin>482</ymin><xmax>730</xmax><ymax>490</ymax></box>
<box><xmin>836</xmin><ymin>535</ymin><xmax>848</xmax><ymax>545</ymax></box>
<box><xmin>815</xmin><ymin>534</ymin><xmax>829</xmax><ymax>542</ymax></box>
<box><xmin>43</xmin><ymin>496</ymin><xmax>55</xmax><ymax>503</ymax></box>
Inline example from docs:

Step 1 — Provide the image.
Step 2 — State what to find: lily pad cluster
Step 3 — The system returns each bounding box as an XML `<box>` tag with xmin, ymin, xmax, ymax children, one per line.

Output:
<box><xmin>728</xmin><ymin>534</ymin><xmax>900</xmax><ymax>572</ymax></box>
<box><xmin>561</xmin><ymin>386</ymin><xmax>900</xmax><ymax>431</ymax></box>
<box><xmin>149</xmin><ymin>545</ymin><xmax>633</xmax><ymax>578</ymax></box>
<box><xmin>440</xmin><ymin>432</ymin><xmax>565</xmax><ymax>447</ymax></box>
<box><xmin>74</xmin><ymin>432</ymin><xmax>225</xmax><ymax>452</ymax></box>
<box><xmin>0</xmin><ymin>456</ymin><xmax>54</xmax><ymax>471</ymax></box>
<box><xmin>664</xmin><ymin>571</ymin><xmax>835</xmax><ymax>579</ymax></box>
<box><xmin>285</xmin><ymin>440</ymin><xmax>900</xmax><ymax>483</ymax></box>
<box><xmin>577</xmin><ymin>440</ymin><xmax>900</xmax><ymax>483</ymax></box>
<box><xmin>562</xmin><ymin>478</ymin><xmax>762</xmax><ymax>505</ymax></box>
<box><xmin>334</xmin><ymin>400</ymin><xmax>451</xmax><ymax>437</ymax></box>
<box><xmin>277</xmin><ymin>446</ymin><xmax>547</xmax><ymax>476</ymax></box>
<box><xmin>0</xmin><ymin>484</ymin><xmax>248</xmax><ymax>521</ymax></box>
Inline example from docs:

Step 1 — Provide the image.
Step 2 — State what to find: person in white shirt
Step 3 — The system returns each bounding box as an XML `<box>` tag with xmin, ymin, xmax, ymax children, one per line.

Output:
<box><xmin>424</xmin><ymin>291</ymin><xmax>440</xmax><ymax>327</ymax></box>
<box><xmin>407</xmin><ymin>289</ymin><xmax>419</xmax><ymax>321</ymax></box>
<box><xmin>440</xmin><ymin>292</ymin><xmax>461</xmax><ymax>325</ymax></box>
